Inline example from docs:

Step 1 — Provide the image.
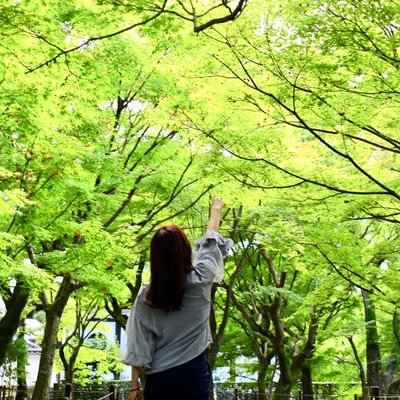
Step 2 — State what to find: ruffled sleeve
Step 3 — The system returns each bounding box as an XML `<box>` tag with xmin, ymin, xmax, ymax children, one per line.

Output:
<box><xmin>120</xmin><ymin>286</ymin><xmax>154</xmax><ymax>368</ymax></box>
<box><xmin>194</xmin><ymin>230</ymin><xmax>233</xmax><ymax>282</ymax></box>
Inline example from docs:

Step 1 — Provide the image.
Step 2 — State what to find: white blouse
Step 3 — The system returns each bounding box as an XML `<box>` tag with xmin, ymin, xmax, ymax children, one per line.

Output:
<box><xmin>120</xmin><ymin>230</ymin><xmax>233</xmax><ymax>374</ymax></box>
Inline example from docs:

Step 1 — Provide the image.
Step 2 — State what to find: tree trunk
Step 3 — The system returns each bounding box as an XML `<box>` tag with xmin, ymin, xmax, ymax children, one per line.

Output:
<box><xmin>387</xmin><ymin>377</ymin><xmax>400</xmax><ymax>397</ymax></box>
<box><xmin>257</xmin><ymin>355</ymin><xmax>269</xmax><ymax>400</ymax></box>
<box><xmin>272</xmin><ymin>347</ymin><xmax>293</xmax><ymax>400</ymax></box>
<box><xmin>32</xmin><ymin>310</ymin><xmax>62</xmax><ymax>400</ymax></box>
<box><xmin>270</xmin><ymin>300</ymin><xmax>293</xmax><ymax>400</ymax></box>
<box><xmin>0</xmin><ymin>281</ymin><xmax>30</xmax><ymax>366</ymax></box>
<box><xmin>347</xmin><ymin>335</ymin><xmax>369</xmax><ymax>400</ymax></box>
<box><xmin>16</xmin><ymin>321</ymin><xmax>29</xmax><ymax>400</ymax></box>
<box><xmin>32</xmin><ymin>276</ymin><xmax>75</xmax><ymax>400</ymax></box>
<box><xmin>273</xmin><ymin>377</ymin><xmax>293</xmax><ymax>400</ymax></box>
<box><xmin>301</xmin><ymin>362</ymin><xmax>314</xmax><ymax>400</ymax></box>
<box><xmin>382</xmin><ymin>356</ymin><xmax>398</xmax><ymax>394</ymax></box>
<box><xmin>60</xmin><ymin>340</ymin><xmax>79</xmax><ymax>384</ymax></box>
<box><xmin>207</xmin><ymin>284</ymin><xmax>231</xmax><ymax>370</ymax></box>
<box><xmin>295</xmin><ymin>313</ymin><xmax>318</xmax><ymax>400</ymax></box>
<box><xmin>64</xmin><ymin>350</ymin><xmax>79</xmax><ymax>384</ymax></box>
<box><xmin>362</xmin><ymin>290</ymin><xmax>381</xmax><ymax>397</ymax></box>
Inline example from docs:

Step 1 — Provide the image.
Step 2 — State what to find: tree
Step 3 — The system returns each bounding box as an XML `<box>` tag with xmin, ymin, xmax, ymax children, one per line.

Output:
<box><xmin>0</xmin><ymin>4</ymin><xmax>221</xmax><ymax>397</ymax></box>
<box><xmin>313</xmin><ymin>219</ymin><xmax>400</xmax><ymax>397</ymax></box>
<box><xmin>189</xmin><ymin>0</ymin><xmax>400</xmax><ymax>222</ymax></box>
<box><xmin>59</xmin><ymin>294</ymin><xmax>108</xmax><ymax>384</ymax></box>
<box><xmin>231</xmin><ymin>243</ymin><xmax>318</xmax><ymax>398</ymax></box>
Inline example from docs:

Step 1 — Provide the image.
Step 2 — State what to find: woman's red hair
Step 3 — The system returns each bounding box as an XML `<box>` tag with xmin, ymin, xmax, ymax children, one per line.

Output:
<box><xmin>146</xmin><ymin>225</ymin><xmax>193</xmax><ymax>312</ymax></box>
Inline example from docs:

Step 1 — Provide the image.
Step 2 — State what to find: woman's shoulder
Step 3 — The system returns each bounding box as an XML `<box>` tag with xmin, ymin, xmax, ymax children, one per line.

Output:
<box><xmin>140</xmin><ymin>282</ymin><xmax>150</xmax><ymax>293</ymax></box>
<box><xmin>133</xmin><ymin>283</ymin><xmax>150</xmax><ymax>309</ymax></box>
<box><xmin>133</xmin><ymin>283</ymin><xmax>159</xmax><ymax>324</ymax></box>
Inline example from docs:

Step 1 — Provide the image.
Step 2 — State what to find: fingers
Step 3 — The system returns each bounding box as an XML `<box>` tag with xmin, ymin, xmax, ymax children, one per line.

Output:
<box><xmin>211</xmin><ymin>197</ymin><xmax>225</xmax><ymax>209</ymax></box>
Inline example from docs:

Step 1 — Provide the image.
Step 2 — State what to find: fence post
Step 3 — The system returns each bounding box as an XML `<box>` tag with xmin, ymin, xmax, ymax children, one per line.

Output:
<box><xmin>65</xmin><ymin>383</ymin><xmax>73</xmax><ymax>400</ymax></box>
<box><xmin>53</xmin><ymin>383</ymin><xmax>60</xmax><ymax>400</ymax></box>
<box><xmin>369</xmin><ymin>386</ymin><xmax>379</xmax><ymax>400</ymax></box>
<box><xmin>109</xmin><ymin>385</ymin><xmax>118</xmax><ymax>400</ymax></box>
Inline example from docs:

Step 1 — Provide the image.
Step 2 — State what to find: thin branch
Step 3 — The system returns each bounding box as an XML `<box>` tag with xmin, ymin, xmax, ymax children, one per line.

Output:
<box><xmin>194</xmin><ymin>0</ymin><xmax>247</xmax><ymax>32</ymax></box>
<box><xmin>136</xmin><ymin>157</ymin><xmax>194</xmax><ymax>227</ymax></box>
<box><xmin>190</xmin><ymin>120</ymin><xmax>391</xmax><ymax>197</ymax></box>
<box><xmin>123</xmin><ymin>126</ymin><xmax>150</xmax><ymax>169</ymax></box>
<box><xmin>229</xmin><ymin>171</ymin><xmax>307</xmax><ymax>190</ymax></box>
<box><xmin>102</xmin><ymin>174</ymin><xmax>145</xmax><ymax>229</ymax></box>
<box><xmin>347</xmin><ymin>335</ymin><xmax>367</xmax><ymax>389</ymax></box>
<box><xmin>259</xmin><ymin>248</ymin><xmax>280</xmax><ymax>287</ymax></box>
<box><xmin>136</xmin><ymin>184</ymin><xmax>215</xmax><ymax>242</ymax></box>
<box><xmin>317</xmin><ymin>248</ymin><xmax>383</xmax><ymax>294</ymax></box>
<box><xmin>44</xmin><ymin>194</ymin><xmax>80</xmax><ymax>229</ymax></box>
<box><xmin>26</xmin><ymin>1</ymin><xmax>168</xmax><ymax>74</ymax></box>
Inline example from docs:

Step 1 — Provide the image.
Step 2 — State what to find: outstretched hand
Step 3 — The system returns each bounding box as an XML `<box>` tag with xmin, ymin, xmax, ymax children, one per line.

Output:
<box><xmin>211</xmin><ymin>197</ymin><xmax>225</xmax><ymax>210</ymax></box>
<box><xmin>208</xmin><ymin>197</ymin><xmax>225</xmax><ymax>232</ymax></box>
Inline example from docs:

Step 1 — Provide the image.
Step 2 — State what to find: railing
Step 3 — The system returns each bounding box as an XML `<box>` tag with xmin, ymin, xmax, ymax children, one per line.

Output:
<box><xmin>1</xmin><ymin>384</ymin><xmax>399</xmax><ymax>400</ymax></box>
<box><xmin>213</xmin><ymin>389</ymin><xmax>400</xmax><ymax>400</ymax></box>
<box><xmin>0</xmin><ymin>384</ymin><xmax>120</xmax><ymax>400</ymax></box>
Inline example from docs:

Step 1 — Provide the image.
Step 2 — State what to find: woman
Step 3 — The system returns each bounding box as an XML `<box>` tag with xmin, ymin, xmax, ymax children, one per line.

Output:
<box><xmin>121</xmin><ymin>197</ymin><xmax>232</xmax><ymax>400</ymax></box>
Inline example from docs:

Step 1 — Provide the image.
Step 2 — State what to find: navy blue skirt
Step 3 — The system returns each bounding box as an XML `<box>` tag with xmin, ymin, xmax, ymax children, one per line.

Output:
<box><xmin>144</xmin><ymin>352</ymin><xmax>211</xmax><ymax>400</ymax></box>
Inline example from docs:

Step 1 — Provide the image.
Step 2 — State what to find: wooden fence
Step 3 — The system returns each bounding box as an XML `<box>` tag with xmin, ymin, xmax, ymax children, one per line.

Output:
<box><xmin>1</xmin><ymin>384</ymin><xmax>399</xmax><ymax>400</ymax></box>
<box><xmin>0</xmin><ymin>384</ymin><xmax>119</xmax><ymax>400</ymax></box>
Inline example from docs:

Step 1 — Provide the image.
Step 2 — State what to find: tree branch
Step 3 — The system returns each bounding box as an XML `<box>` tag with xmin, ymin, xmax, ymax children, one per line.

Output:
<box><xmin>194</xmin><ymin>0</ymin><xmax>247</xmax><ymax>32</ymax></box>
<box><xmin>26</xmin><ymin>1</ymin><xmax>169</xmax><ymax>74</ymax></box>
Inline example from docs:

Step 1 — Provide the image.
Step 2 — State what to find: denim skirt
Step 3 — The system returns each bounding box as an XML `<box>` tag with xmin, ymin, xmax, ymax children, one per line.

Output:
<box><xmin>144</xmin><ymin>352</ymin><xmax>211</xmax><ymax>400</ymax></box>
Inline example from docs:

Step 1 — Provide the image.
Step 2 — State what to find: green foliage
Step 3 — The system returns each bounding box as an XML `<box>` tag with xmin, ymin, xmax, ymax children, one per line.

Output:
<box><xmin>72</xmin><ymin>341</ymin><xmax>123</xmax><ymax>387</ymax></box>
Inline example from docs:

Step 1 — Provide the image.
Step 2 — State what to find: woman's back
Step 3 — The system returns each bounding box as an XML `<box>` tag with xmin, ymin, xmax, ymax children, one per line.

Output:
<box><xmin>124</xmin><ymin>229</ymin><xmax>233</xmax><ymax>374</ymax></box>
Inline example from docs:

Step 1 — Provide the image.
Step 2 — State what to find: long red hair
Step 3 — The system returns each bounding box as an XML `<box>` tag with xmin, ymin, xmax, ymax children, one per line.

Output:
<box><xmin>146</xmin><ymin>225</ymin><xmax>193</xmax><ymax>312</ymax></box>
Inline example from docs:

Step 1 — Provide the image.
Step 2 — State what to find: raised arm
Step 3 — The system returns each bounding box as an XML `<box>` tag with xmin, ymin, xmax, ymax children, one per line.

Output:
<box><xmin>194</xmin><ymin>197</ymin><xmax>232</xmax><ymax>282</ymax></box>
<box><xmin>207</xmin><ymin>197</ymin><xmax>225</xmax><ymax>232</ymax></box>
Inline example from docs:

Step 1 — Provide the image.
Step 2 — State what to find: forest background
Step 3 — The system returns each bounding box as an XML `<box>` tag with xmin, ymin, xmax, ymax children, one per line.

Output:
<box><xmin>0</xmin><ymin>1</ymin><xmax>399</xmax><ymax>400</ymax></box>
